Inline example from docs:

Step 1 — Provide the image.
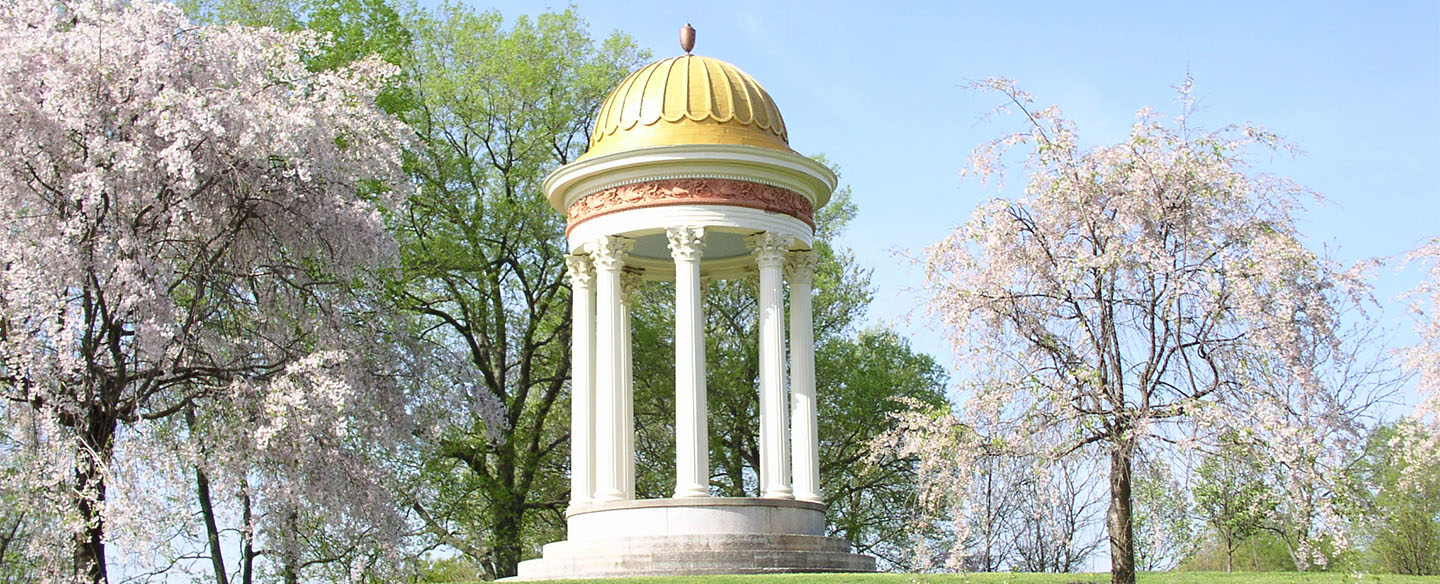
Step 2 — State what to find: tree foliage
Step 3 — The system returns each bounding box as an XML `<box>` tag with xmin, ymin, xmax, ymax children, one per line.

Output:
<box><xmin>12</xmin><ymin>1</ymin><xmax>1431</xmax><ymax>580</ymax></box>
<box><xmin>893</xmin><ymin>77</ymin><xmax>1382</xmax><ymax>584</ymax></box>
<box><xmin>1359</xmin><ymin>422</ymin><xmax>1440</xmax><ymax>575</ymax></box>
<box><xmin>1397</xmin><ymin>240</ymin><xmax>1440</xmax><ymax>490</ymax></box>
<box><xmin>628</xmin><ymin>175</ymin><xmax>948</xmax><ymax>570</ymax></box>
<box><xmin>1193</xmin><ymin>439</ymin><xmax>1272</xmax><ymax>573</ymax></box>
<box><xmin>1131</xmin><ymin>457</ymin><xmax>1193</xmax><ymax>571</ymax></box>
<box><xmin>391</xmin><ymin>4</ymin><xmax>645</xmax><ymax>578</ymax></box>
<box><xmin>819</xmin><ymin>330</ymin><xmax>948</xmax><ymax>569</ymax></box>
<box><xmin>0</xmin><ymin>0</ymin><xmax>410</xmax><ymax>581</ymax></box>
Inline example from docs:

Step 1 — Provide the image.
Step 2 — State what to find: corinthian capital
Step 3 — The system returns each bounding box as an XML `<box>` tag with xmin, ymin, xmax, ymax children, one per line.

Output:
<box><xmin>619</xmin><ymin>270</ymin><xmax>644</xmax><ymax>303</ymax></box>
<box><xmin>666</xmin><ymin>226</ymin><xmax>706</xmax><ymax>262</ymax></box>
<box><xmin>565</xmin><ymin>254</ymin><xmax>595</xmax><ymax>287</ymax></box>
<box><xmin>784</xmin><ymin>251</ymin><xmax>818</xmax><ymax>283</ymax></box>
<box><xmin>746</xmin><ymin>232</ymin><xmax>792</xmax><ymax>268</ymax></box>
<box><xmin>586</xmin><ymin>236</ymin><xmax>633</xmax><ymax>271</ymax></box>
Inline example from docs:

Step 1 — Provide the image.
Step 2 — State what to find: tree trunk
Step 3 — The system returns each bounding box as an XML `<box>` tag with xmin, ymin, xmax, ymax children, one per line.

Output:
<box><xmin>281</xmin><ymin>509</ymin><xmax>299</xmax><ymax>584</ymax></box>
<box><xmin>0</xmin><ymin>511</ymin><xmax>23</xmax><ymax>565</ymax></box>
<box><xmin>188</xmin><ymin>408</ymin><xmax>229</xmax><ymax>584</ymax></box>
<box><xmin>493</xmin><ymin>494</ymin><xmax>525</xmax><ymax>577</ymax></box>
<box><xmin>239</xmin><ymin>482</ymin><xmax>254</xmax><ymax>584</ymax></box>
<box><xmin>196</xmin><ymin>465</ymin><xmax>228</xmax><ymax>584</ymax></box>
<box><xmin>74</xmin><ymin>405</ymin><xmax>117</xmax><ymax>584</ymax></box>
<box><xmin>1224</xmin><ymin>534</ymin><xmax>1234</xmax><ymax>573</ymax></box>
<box><xmin>1107</xmin><ymin>441</ymin><xmax>1136</xmax><ymax>584</ymax></box>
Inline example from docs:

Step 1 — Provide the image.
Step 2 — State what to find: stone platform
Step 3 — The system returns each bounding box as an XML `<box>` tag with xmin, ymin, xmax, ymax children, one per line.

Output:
<box><xmin>509</xmin><ymin>497</ymin><xmax>875</xmax><ymax>580</ymax></box>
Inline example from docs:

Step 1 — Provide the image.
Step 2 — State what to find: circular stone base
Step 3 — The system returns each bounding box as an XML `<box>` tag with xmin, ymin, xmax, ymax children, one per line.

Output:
<box><xmin>509</xmin><ymin>498</ymin><xmax>875</xmax><ymax>580</ymax></box>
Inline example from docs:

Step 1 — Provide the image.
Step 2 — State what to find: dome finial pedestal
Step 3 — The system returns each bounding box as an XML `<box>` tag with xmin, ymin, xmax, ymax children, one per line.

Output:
<box><xmin>680</xmin><ymin>22</ymin><xmax>696</xmax><ymax>55</ymax></box>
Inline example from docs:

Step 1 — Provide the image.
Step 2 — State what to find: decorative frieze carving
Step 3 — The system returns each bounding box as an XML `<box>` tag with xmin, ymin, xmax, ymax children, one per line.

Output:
<box><xmin>567</xmin><ymin>179</ymin><xmax>814</xmax><ymax>231</ymax></box>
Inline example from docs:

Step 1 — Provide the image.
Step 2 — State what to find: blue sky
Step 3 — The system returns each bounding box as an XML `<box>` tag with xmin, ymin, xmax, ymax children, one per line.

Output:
<box><xmin>482</xmin><ymin>1</ymin><xmax>1440</xmax><ymax>408</ymax></box>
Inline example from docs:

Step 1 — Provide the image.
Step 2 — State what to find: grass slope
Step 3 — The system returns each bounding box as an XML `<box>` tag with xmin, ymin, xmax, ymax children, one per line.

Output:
<box><xmin>497</xmin><ymin>573</ymin><xmax>1440</xmax><ymax>584</ymax></box>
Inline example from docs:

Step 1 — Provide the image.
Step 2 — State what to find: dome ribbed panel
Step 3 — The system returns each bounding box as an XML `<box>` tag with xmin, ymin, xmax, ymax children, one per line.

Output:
<box><xmin>636</xmin><ymin>58</ymin><xmax>669</xmax><ymax>126</ymax></box>
<box><xmin>710</xmin><ymin>59</ymin><xmax>737</xmax><ymax>123</ymax></box>
<box><xmin>730</xmin><ymin>64</ymin><xmax>759</xmax><ymax>126</ymax></box>
<box><xmin>754</xmin><ymin>82</ymin><xmax>780</xmax><ymax>132</ymax></box>
<box><xmin>598</xmin><ymin>67</ymin><xmax>642</xmax><ymax>134</ymax></box>
<box><xmin>584</xmin><ymin>55</ymin><xmax>790</xmax><ymax>159</ymax></box>
<box><xmin>688</xmin><ymin>56</ymin><xmax>713</xmax><ymax>120</ymax></box>
<box><xmin>662</xmin><ymin>57</ymin><xmax>689</xmax><ymax>121</ymax></box>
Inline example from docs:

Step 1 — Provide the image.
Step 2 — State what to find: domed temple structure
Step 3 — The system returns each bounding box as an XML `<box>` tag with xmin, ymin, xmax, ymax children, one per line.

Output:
<box><xmin>513</xmin><ymin>26</ymin><xmax>876</xmax><ymax>579</ymax></box>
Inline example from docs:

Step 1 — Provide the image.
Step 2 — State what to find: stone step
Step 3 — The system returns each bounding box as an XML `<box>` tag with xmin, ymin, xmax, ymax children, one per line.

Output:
<box><xmin>579</xmin><ymin>550</ymin><xmax>875</xmax><ymax>573</ymax></box>
<box><xmin>542</xmin><ymin>533</ymin><xmax>854</xmax><ymax>557</ymax></box>
<box><xmin>514</xmin><ymin>546</ymin><xmax>876</xmax><ymax>580</ymax></box>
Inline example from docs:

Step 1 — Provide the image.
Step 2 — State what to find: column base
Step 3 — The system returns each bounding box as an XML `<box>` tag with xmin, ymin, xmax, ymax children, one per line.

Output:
<box><xmin>762</xmin><ymin>488</ymin><xmax>795</xmax><ymax>500</ymax></box>
<box><xmin>509</xmin><ymin>497</ymin><xmax>875</xmax><ymax>580</ymax></box>
<box><xmin>794</xmin><ymin>492</ymin><xmax>822</xmax><ymax>504</ymax></box>
<box><xmin>672</xmin><ymin>486</ymin><xmax>710</xmax><ymax>498</ymax></box>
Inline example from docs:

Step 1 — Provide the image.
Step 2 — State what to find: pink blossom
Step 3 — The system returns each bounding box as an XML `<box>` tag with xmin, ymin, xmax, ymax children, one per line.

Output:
<box><xmin>884</xmin><ymin>77</ymin><xmax>1384</xmax><ymax>575</ymax></box>
<box><xmin>0</xmin><ymin>0</ymin><xmax>417</xmax><ymax>580</ymax></box>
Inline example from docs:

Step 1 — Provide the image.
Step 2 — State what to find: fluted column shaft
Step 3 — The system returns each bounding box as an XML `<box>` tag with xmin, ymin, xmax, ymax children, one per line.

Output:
<box><xmin>668</xmin><ymin>227</ymin><xmax>709</xmax><ymax>498</ymax></box>
<box><xmin>748</xmin><ymin>232</ymin><xmax>793</xmax><ymax>500</ymax></box>
<box><xmin>566</xmin><ymin>255</ymin><xmax>596</xmax><ymax>507</ymax></box>
<box><xmin>786</xmin><ymin>252</ymin><xmax>820</xmax><ymax>503</ymax></box>
<box><xmin>618</xmin><ymin>271</ymin><xmax>643</xmax><ymax>499</ymax></box>
<box><xmin>588</xmin><ymin>236</ymin><xmax>631</xmax><ymax>502</ymax></box>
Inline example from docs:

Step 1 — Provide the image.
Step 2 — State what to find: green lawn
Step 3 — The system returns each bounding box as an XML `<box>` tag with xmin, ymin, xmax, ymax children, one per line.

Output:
<box><xmin>494</xmin><ymin>573</ymin><xmax>1440</xmax><ymax>584</ymax></box>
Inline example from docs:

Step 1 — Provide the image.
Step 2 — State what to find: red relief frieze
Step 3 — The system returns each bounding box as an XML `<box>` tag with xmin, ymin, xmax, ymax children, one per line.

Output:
<box><xmin>566</xmin><ymin>178</ymin><xmax>814</xmax><ymax>231</ymax></box>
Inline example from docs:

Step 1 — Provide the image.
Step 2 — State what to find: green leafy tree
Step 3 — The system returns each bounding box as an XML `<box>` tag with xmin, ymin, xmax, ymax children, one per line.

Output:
<box><xmin>182</xmin><ymin>0</ymin><xmax>412</xmax><ymax>74</ymax></box>
<box><xmin>184</xmin><ymin>1</ymin><xmax>645</xmax><ymax>578</ymax></box>
<box><xmin>820</xmin><ymin>330</ymin><xmax>949</xmax><ymax>569</ymax></box>
<box><xmin>1194</xmin><ymin>439</ymin><xmax>1274</xmax><ymax>573</ymax></box>
<box><xmin>629</xmin><ymin>173</ymin><xmax>948</xmax><ymax>570</ymax></box>
<box><xmin>393</xmin><ymin>5</ymin><xmax>645</xmax><ymax>578</ymax></box>
<box><xmin>1179</xmin><ymin>530</ymin><xmax>1296</xmax><ymax>572</ymax></box>
<box><xmin>1132</xmin><ymin>458</ymin><xmax>1194</xmax><ymax>570</ymax></box>
<box><xmin>1360</xmin><ymin>422</ymin><xmax>1440</xmax><ymax>575</ymax></box>
<box><xmin>0</xmin><ymin>494</ymin><xmax>33</xmax><ymax>583</ymax></box>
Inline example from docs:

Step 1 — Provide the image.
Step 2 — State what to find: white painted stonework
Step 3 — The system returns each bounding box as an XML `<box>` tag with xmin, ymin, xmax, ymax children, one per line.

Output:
<box><xmin>515</xmin><ymin>499</ymin><xmax>874</xmax><ymax>580</ymax></box>
<box><xmin>544</xmin><ymin>144</ymin><xmax>837</xmax><ymax>214</ymax></box>
<box><xmin>518</xmin><ymin>83</ymin><xmax>875</xmax><ymax>580</ymax></box>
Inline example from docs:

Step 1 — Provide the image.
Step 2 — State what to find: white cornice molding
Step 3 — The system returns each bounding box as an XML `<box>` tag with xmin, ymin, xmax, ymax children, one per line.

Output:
<box><xmin>544</xmin><ymin>144</ymin><xmax>837</xmax><ymax>214</ymax></box>
<box><xmin>566</xmin><ymin>205</ymin><xmax>813</xmax><ymax>255</ymax></box>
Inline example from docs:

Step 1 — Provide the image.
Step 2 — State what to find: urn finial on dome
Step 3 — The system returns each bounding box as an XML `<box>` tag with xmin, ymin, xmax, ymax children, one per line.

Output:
<box><xmin>680</xmin><ymin>22</ymin><xmax>695</xmax><ymax>54</ymax></box>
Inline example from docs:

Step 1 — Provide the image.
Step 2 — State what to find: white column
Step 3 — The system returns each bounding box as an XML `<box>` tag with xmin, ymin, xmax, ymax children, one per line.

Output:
<box><xmin>786</xmin><ymin>251</ymin><xmax>821</xmax><ymax>503</ymax></box>
<box><xmin>565</xmin><ymin>254</ymin><xmax>596</xmax><ymax>507</ymax></box>
<box><xmin>618</xmin><ymin>270</ymin><xmax>643</xmax><ymax>500</ymax></box>
<box><xmin>747</xmin><ymin>232</ymin><xmax>793</xmax><ymax>500</ymax></box>
<box><xmin>667</xmin><ymin>226</ymin><xmax>709</xmax><ymax>498</ymax></box>
<box><xmin>588</xmin><ymin>236</ymin><xmax>631</xmax><ymax>502</ymax></box>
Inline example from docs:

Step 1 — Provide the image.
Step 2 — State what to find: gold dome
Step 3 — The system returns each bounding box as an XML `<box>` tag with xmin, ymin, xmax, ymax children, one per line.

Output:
<box><xmin>583</xmin><ymin>55</ymin><xmax>790</xmax><ymax>159</ymax></box>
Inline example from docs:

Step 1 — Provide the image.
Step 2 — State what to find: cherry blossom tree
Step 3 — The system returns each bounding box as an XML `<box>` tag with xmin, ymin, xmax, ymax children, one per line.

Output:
<box><xmin>908</xmin><ymin>78</ymin><xmax>1381</xmax><ymax>584</ymax></box>
<box><xmin>0</xmin><ymin>0</ymin><xmax>410</xmax><ymax>581</ymax></box>
<box><xmin>1398</xmin><ymin>239</ymin><xmax>1440</xmax><ymax>477</ymax></box>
